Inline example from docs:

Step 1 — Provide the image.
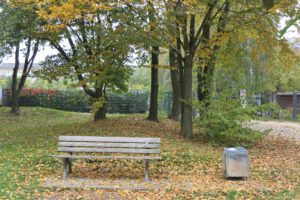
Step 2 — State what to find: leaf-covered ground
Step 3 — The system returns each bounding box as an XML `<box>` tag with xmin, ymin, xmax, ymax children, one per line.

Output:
<box><xmin>0</xmin><ymin>107</ymin><xmax>299</xmax><ymax>199</ymax></box>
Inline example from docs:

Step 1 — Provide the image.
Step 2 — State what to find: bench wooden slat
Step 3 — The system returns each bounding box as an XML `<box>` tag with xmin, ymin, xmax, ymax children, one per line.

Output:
<box><xmin>58</xmin><ymin>142</ymin><xmax>160</xmax><ymax>149</ymax></box>
<box><xmin>57</xmin><ymin>147</ymin><xmax>160</xmax><ymax>154</ymax></box>
<box><xmin>55</xmin><ymin>136</ymin><xmax>161</xmax><ymax>180</ymax></box>
<box><xmin>51</xmin><ymin>155</ymin><xmax>161</xmax><ymax>160</ymax></box>
<box><xmin>59</xmin><ymin>136</ymin><xmax>160</xmax><ymax>143</ymax></box>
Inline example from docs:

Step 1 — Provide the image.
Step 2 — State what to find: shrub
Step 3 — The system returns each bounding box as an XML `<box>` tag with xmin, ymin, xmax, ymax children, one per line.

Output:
<box><xmin>256</xmin><ymin>102</ymin><xmax>295</xmax><ymax>121</ymax></box>
<box><xmin>255</xmin><ymin>102</ymin><xmax>282</xmax><ymax>119</ymax></box>
<box><xmin>195</xmin><ymin>97</ymin><xmax>265</xmax><ymax>146</ymax></box>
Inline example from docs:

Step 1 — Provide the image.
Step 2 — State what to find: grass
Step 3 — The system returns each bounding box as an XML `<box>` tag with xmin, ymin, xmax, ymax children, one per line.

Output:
<box><xmin>0</xmin><ymin>107</ymin><xmax>300</xmax><ymax>199</ymax></box>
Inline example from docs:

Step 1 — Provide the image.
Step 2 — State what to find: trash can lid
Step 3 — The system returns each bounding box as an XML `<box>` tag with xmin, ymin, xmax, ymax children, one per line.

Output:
<box><xmin>224</xmin><ymin>147</ymin><xmax>248</xmax><ymax>156</ymax></box>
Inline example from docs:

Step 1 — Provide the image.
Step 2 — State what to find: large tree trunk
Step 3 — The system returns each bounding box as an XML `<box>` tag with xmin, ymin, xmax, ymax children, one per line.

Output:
<box><xmin>179</xmin><ymin>13</ymin><xmax>195</xmax><ymax>139</ymax></box>
<box><xmin>10</xmin><ymin>43</ymin><xmax>20</xmax><ymax>114</ymax></box>
<box><xmin>94</xmin><ymin>106</ymin><xmax>106</xmax><ymax>121</ymax></box>
<box><xmin>180</xmin><ymin>56</ymin><xmax>193</xmax><ymax>139</ymax></box>
<box><xmin>168</xmin><ymin>47</ymin><xmax>181</xmax><ymax>121</ymax></box>
<box><xmin>93</xmin><ymin>86</ymin><xmax>107</xmax><ymax>121</ymax></box>
<box><xmin>147</xmin><ymin>46</ymin><xmax>159</xmax><ymax>122</ymax></box>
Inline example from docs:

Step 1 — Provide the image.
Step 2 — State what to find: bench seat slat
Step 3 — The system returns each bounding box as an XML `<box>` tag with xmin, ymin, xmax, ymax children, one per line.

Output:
<box><xmin>59</xmin><ymin>136</ymin><xmax>160</xmax><ymax>143</ymax></box>
<box><xmin>51</xmin><ymin>155</ymin><xmax>161</xmax><ymax>160</ymax></box>
<box><xmin>57</xmin><ymin>147</ymin><xmax>160</xmax><ymax>154</ymax></box>
<box><xmin>58</xmin><ymin>142</ymin><xmax>160</xmax><ymax>149</ymax></box>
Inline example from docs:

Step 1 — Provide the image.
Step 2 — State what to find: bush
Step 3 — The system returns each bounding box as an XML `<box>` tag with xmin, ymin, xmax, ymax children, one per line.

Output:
<box><xmin>195</xmin><ymin>97</ymin><xmax>265</xmax><ymax>146</ymax></box>
<box><xmin>256</xmin><ymin>102</ymin><xmax>294</xmax><ymax>121</ymax></box>
<box><xmin>255</xmin><ymin>102</ymin><xmax>281</xmax><ymax>119</ymax></box>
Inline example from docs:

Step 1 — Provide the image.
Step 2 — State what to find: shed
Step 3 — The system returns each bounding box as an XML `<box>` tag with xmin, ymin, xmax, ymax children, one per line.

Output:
<box><xmin>273</xmin><ymin>92</ymin><xmax>300</xmax><ymax>114</ymax></box>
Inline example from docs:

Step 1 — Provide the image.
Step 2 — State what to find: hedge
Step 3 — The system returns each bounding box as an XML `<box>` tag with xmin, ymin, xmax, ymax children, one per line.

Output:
<box><xmin>3</xmin><ymin>89</ymin><xmax>148</xmax><ymax>114</ymax></box>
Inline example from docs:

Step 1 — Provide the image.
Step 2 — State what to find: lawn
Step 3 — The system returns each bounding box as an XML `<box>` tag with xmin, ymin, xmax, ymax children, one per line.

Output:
<box><xmin>0</xmin><ymin>107</ymin><xmax>299</xmax><ymax>199</ymax></box>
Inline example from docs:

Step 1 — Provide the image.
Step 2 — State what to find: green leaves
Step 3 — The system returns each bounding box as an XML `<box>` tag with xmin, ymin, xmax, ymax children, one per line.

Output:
<box><xmin>195</xmin><ymin>95</ymin><xmax>264</xmax><ymax>146</ymax></box>
<box><xmin>33</xmin><ymin>0</ymin><xmax>142</xmax><ymax>106</ymax></box>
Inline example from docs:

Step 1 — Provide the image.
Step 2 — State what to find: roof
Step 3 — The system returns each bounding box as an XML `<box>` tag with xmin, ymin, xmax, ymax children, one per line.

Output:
<box><xmin>0</xmin><ymin>63</ymin><xmax>41</xmax><ymax>70</ymax></box>
<box><xmin>276</xmin><ymin>92</ymin><xmax>300</xmax><ymax>96</ymax></box>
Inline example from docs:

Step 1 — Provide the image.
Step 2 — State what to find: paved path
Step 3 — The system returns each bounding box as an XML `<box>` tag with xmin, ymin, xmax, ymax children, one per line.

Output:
<box><xmin>245</xmin><ymin>120</ymin><xmax>300</xmax><ymax>142</ymax></box>
<box><xmin>43</xmin><ymin>178</ymin><xmax>159</xmax><ymax>200</ymax></box>
<box><xmin>44</xmin><ymin>177</ymin><xmax>159</xmax><ymax>191</ymax></box>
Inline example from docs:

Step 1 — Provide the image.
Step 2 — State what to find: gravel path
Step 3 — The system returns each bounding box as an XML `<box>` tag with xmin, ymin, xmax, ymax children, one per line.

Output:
<box><xmin>246</xmin><ymin>120</ymin><xmax>300</xmax><ymax>142</ymax></box>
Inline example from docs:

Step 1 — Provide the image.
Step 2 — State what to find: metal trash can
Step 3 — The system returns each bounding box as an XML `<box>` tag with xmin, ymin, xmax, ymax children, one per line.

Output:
<box><xmin>223</xmin><ymin>147</ymin><xmax>249</xmax><ymax>179</ymax></box>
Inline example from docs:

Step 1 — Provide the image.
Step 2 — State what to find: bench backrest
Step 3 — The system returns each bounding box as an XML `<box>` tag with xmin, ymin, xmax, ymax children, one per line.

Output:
<box><xmin>58</xmin><ymin>136</ymin><xmax>160</xmax><ymax>155</ymax></box>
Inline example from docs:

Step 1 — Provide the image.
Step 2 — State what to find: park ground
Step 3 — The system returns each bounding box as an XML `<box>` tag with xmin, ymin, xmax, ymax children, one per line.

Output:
<box><xmin>0</xmin><ymin>107</ymin><xmax>300</xmax><ymax>199</ymax></box>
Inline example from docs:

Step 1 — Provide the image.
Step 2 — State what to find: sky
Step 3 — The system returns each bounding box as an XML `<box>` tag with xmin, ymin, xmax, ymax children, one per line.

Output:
<box><xmin>3</xmin><ymin>43</ymin><xmax>58</xmax><ymax>64</ymax></box>
<box><xmin>2</xmin><ymin>11</ymin><xmax>300</xmax><ymax>64</ymax></box>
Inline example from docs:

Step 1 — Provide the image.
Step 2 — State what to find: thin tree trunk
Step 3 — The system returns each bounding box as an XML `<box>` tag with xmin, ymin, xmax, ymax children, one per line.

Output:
<box><xmin>17</xmin><ymin>39</ymin><xmax>39</xmax><ymax>95</ymax></box>
<box><xmin>197</xmin><ymin>2</ymin><xmax>230</xmax><ymax>106</ymax></box>
<box><xmin>168</xmin><ymin>47</ymin><xmax>181</xmax><ymax>121</ymax></box>
<box><xmin>176</xmin><ymin>24</ymin><xmax>185</xmax><ymax>134</ymax></box>
<box><xmin>147</xmin><ymin>46</ymin><xmax>159</xmax><ymax>122</ymax></box>
<box><xmin>197</xmin><ymin>21</ymin><xmax>211</xmax><ymax>104</ymax></box>
<box><xmin>11</xmin><ymin>42</ymin><xmax>20</xmax><ymax>114</ymax></box>
<box><xmin>197</xmin><ymin>59</ymin><xmax>215</xmax><ymax>106</ymax></box>
<box><xmin>10</xmin><ymin>39</ymin><xmax>39</xmax><ymax>115</ymax></box>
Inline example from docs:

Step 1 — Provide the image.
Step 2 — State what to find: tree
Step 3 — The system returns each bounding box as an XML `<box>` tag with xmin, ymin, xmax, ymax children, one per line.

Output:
<box><xmin>147</xmin><ymin>45</ymin><xmax>160</xmax><ymax>121</ymax></box>
<box><xmin>168</xmin><ymin>47</ymin><xmax>181</xmax><ymax>121</ymax></box>
<box><xmin>152</xmin><ymin>0</ymin><xmax>296</xmax><ymax>139</ymax></box>
<box><xmin>0</xmin><ymin>1</ymin><xmax>41</xmax><ymax>114</ymax></box>
<box><xmin>197</xmin><ymin>1</ymin><xmax>230</xmax><ymax>107</ymax></box>
<box><xmin>147</xmin><ymin>3</ymin><xmax>160</xmax><ymax>122</ymax></box>
<box><xmin>170</xmin><ymin>0</ymin><xmax>231</xmax><ymax>139</ymax></box>
<box><xmin>126</xmin><ymin>0</ymin><xmax>233</xmax><ymax>138</ymax></box>
<box><xmin>34</xmin><ymin>0</ymin><xmax>137</xmax><ymax>121</ymax></box>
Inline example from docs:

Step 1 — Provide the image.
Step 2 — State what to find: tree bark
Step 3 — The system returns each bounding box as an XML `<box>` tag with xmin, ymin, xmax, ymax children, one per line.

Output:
<box><xmin>94</xmin><ymin>106</ymin><xmax>106</xmax><ymax>121</ymax></box>
<box><xmin>197</xmin><ymin>22</ymin><xmax>211</xmax><ymax>104</ymax></box>
<box><xmin>147</xmin><ymin>46</ymin><xmax>159</xmax><ymax>122</ymax></box>
<box><xmin>263</xmin><ymin>0</ymin><xmax>274</xmax><ymax>9</ymax></box>
<box><xmin>93</xmin><ymin>85</ymin><xmax>107</xmax><ymax>121</ymax></box>
<box><xmin>10</xmin><ymin>42</ymin><xmax>20</xmax><ymax>114</ymax></box>
<box><xmin>197</xmin><ymin>58</ymin><xmax>215</xmax><ymax>106</ymax></box>
<box><xmin>168</xmin><ymin>47</ymin><xmax>181</xmax><ymax>121</ymax></box>
<box><xmin>179</xmin><ymin>14</ymin><xmax>195</xmax><ymax>139</ymax></box>
<box><xmin>180</xmin><ymin>55</ymin><xmax>193</xmax><ymax>139</ymax></box>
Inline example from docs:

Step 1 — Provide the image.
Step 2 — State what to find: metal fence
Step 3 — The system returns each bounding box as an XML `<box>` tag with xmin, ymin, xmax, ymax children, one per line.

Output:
<box><xmin>1</xmin><ymin>88</ymin><xmax>149</xmax><ymax>114</ymax></box>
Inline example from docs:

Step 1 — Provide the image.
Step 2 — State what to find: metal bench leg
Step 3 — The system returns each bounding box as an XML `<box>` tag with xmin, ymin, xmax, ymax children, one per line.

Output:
<box><xmin>144</xmin><ymin>159</ymin><xmax>150</xmax><ymax>182</ymax></box>
<box><xmin>67</xmin><ymin>158</ymin><xmax>72</xmax><ymax>174</ymax></box>
<box><xmin>63</xmin><ymin>158</ymin><xmax>68</xmax><ymax>179</ymax></box>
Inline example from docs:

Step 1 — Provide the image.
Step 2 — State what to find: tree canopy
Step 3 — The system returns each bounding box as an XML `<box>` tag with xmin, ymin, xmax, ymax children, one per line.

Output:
<box><xmin>5</xmin><ymin>0</ymin><xmax>300</xmax><ymax>137</ymax></box>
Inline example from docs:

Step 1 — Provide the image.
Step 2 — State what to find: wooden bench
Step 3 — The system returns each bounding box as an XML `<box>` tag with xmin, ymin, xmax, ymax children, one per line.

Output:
<box><xmin>52</xmin><ymin>136</ymin><xmax>161</xmax><ymax>181</ymax></box>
